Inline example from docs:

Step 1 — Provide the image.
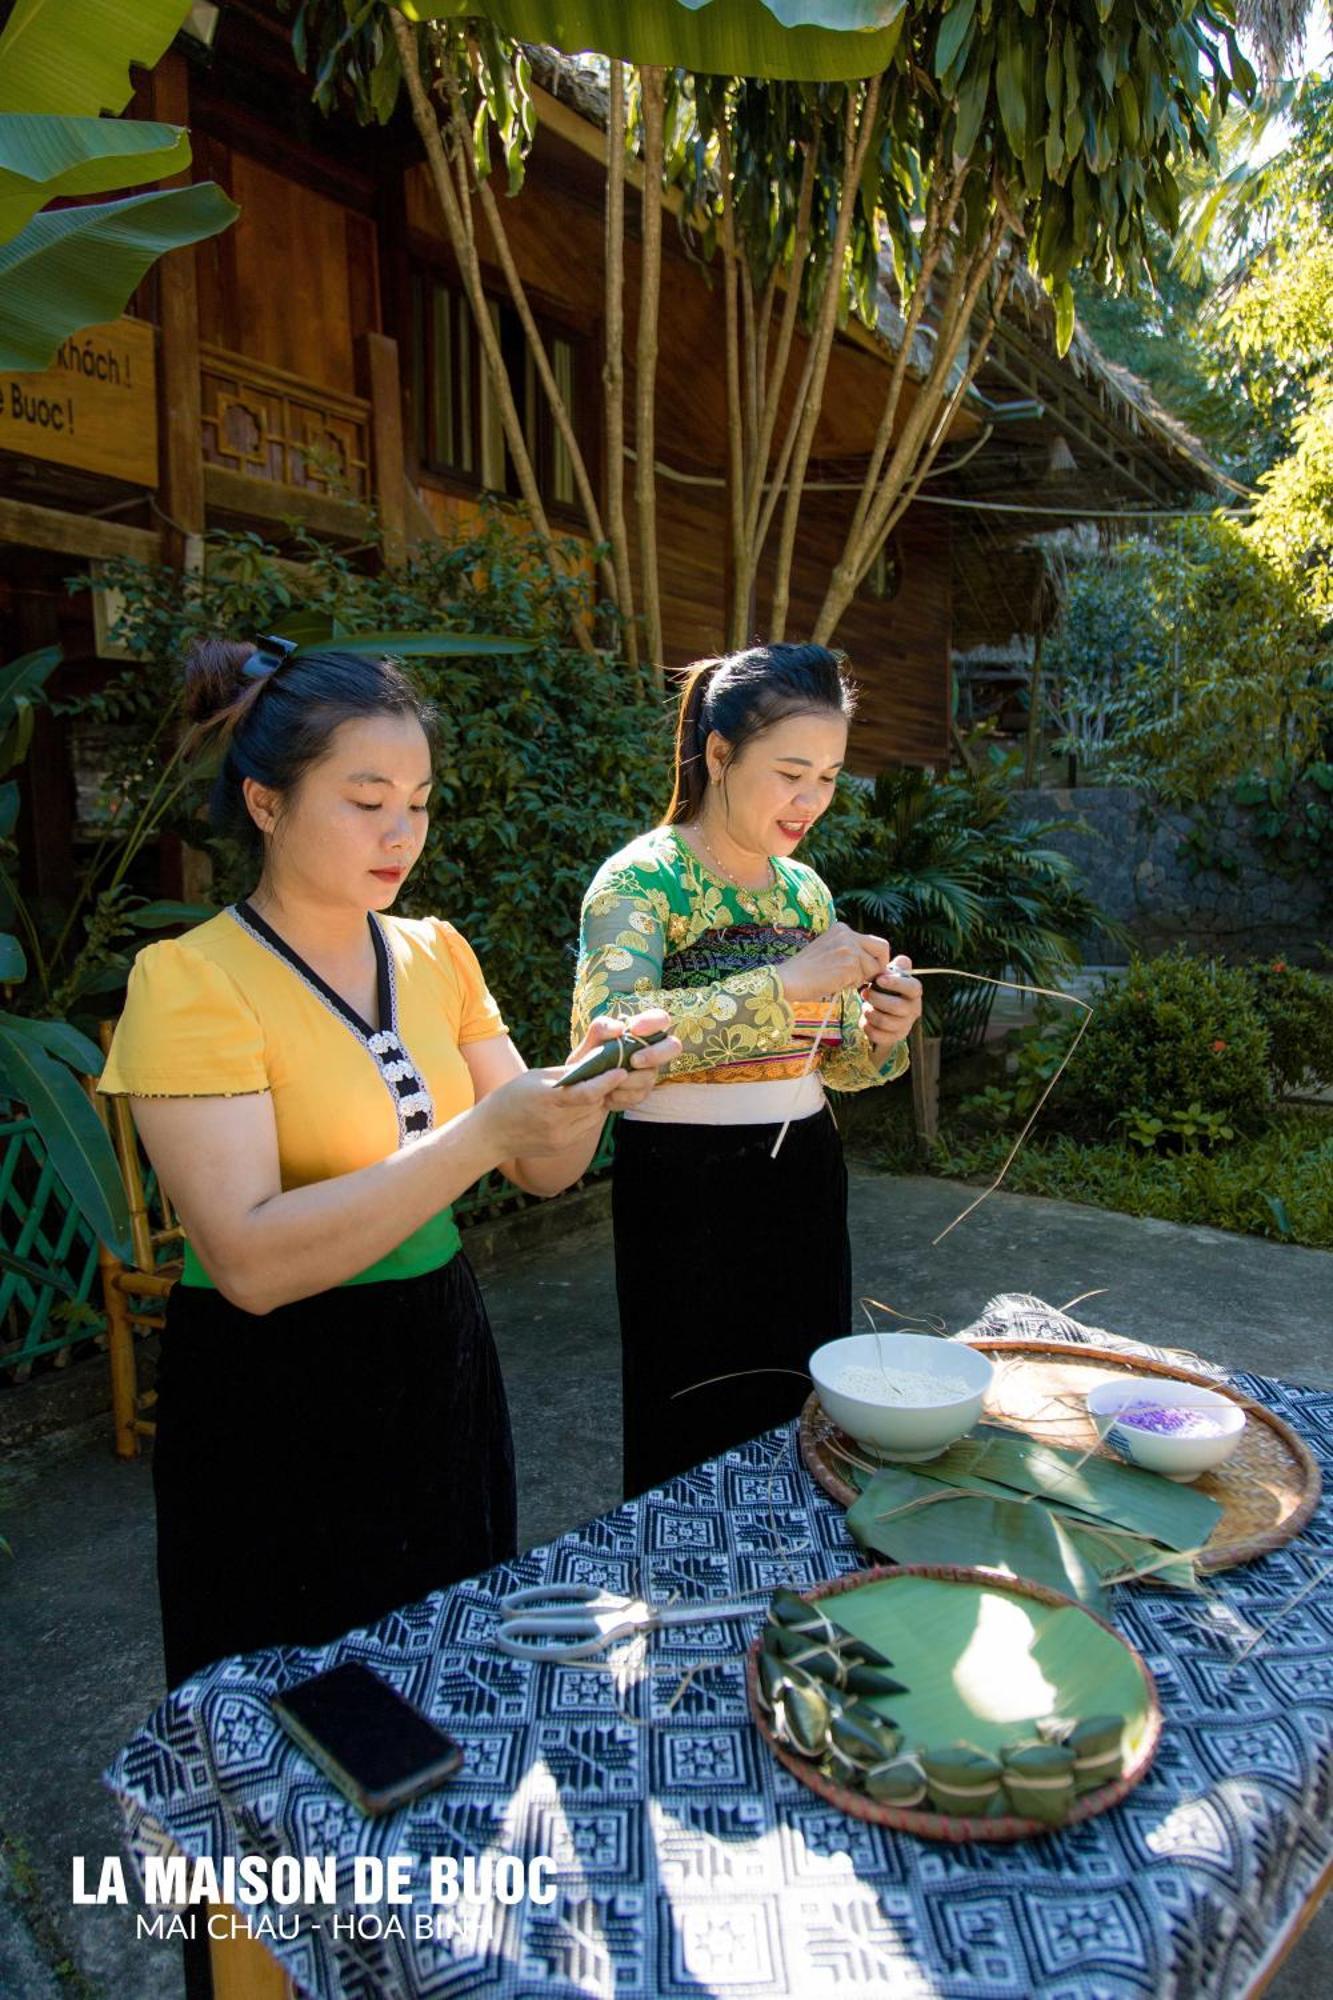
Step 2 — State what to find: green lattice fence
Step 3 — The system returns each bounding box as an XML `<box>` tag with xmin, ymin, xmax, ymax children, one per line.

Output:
<box><xmin>0</xmin><ymin>1110</ymin><xmax>619</xmax><ymax>1376</ymax></box>
<box><xmin>0</xmin><ymin>1112</ymin><xmax>104</xmax><ymax>1378</ymax></box>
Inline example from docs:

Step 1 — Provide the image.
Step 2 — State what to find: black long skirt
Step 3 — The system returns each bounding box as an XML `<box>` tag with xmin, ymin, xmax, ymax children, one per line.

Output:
<box><xmin>152</xmin><ymin>1253</ymin><xmax>517</xmax><ymax>1690</ymax></box>
<box><xmin>612</xmin><ymin>1105</ymin><xmax>852</xmax><ymax>1496</ymax></box>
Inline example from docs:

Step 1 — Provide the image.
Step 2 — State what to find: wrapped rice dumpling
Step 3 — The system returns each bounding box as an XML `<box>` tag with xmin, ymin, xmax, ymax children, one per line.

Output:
<box><xmin>1065</xmin><ymin>1716</ymin><xmax>1125</xmax><ymax>1795</ymax></box>
<box><xmin>773</xmin><ymin>1676</ymin><xmax>831</xmax><ymax>1757</ymax></box>
<box><xmin>864</xmin><ymin>1755</ymin><xmax>928</xmax><ymax>1808</ymax></box>
<box><xmin>1038</xmin><ymin>1714</ymin><xmax>1125</xmax><ymax>1795</ymax></box>
<box><xmin>1001</xmin><ymin>1742</ymin><xmax>1076</xmax><ymax>1824</ymax></box>
<box><xmin>919</xmin><ymin>1745</ymin><xmax>1003</xmax><ymax>1816</ymax></box>
<box><xmin>827</xmin><ymin>1706</ymin><xmax>901</xmax><ymax>1780</ymax></box>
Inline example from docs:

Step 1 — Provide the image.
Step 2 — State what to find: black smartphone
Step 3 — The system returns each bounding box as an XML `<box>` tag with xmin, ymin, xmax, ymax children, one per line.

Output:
<box><xmin>272</xmin><ymin>1662</ymin><xmax>464</xmax><ymax>1816</ymax></box>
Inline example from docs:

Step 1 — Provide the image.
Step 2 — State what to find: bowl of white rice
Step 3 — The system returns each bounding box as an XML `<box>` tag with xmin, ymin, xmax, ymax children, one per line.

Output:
<box><xmin>808</xmin><ymin>1332</ymin><xmax>995</xmax><ymax>1459</ymax></box>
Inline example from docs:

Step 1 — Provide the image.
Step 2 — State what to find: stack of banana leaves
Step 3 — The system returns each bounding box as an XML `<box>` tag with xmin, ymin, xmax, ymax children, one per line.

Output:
<box><xmin>843</xmin><ymin>1425</ymin><xmax>1223</xmax><ymax>1617</ymax></box>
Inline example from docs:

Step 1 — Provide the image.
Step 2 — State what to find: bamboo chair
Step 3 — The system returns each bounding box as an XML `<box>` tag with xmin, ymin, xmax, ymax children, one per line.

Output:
<box><xmin>90</xmin><ymin>1020</ymin><xmax>184</xmax><ymax>1459</ymax></box>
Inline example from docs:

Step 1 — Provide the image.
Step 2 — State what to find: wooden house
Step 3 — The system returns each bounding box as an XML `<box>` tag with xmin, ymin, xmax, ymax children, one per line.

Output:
<box><xmin>0</xmin><ymin>0</ymin><xmax>1222</xmax><ymax>909</ymax></box>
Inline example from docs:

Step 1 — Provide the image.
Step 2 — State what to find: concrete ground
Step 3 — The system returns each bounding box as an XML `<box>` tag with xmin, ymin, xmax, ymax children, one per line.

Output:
<box><xmin>2</xmin><ymin>1169</ymin><xmax>1331</xmax><ymax>1998</ymax></box>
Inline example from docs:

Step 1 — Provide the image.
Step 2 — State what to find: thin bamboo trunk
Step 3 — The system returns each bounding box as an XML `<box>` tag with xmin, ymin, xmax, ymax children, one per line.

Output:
<box><xmin>451</xmin><ymin>67</ymin><xmax>620</xmax><ymax>616</ymax></box>
<box><xmin>769</xmin><ymin>78</ymin><xmax>881</xmax><ymax>642</ymax></box>
<box><xmin>718</xmin><ymin>128</ymin><xmax>748</xmax><ymax>650</ymax></box>
<box><xmin>635</xmin><ymin>65</ymin><xmax>667</xmax><ymax>683</ymax></box>
<box><xmin>812</xmin><ymin>233</ymin><xmax>1012</xmax><ymax>644</ymax></box>
<box><xmin>390</xmin><ymin>14</ymin><xmax>596</xmax><ymax>656</ymax></box>
<box><xmin>1020</xmin><ymin>620</ymin><xmax>1040</xmax><ymax>784</ymax></box>
<box><xmin>603</xmin><ymin>60</ymin><xmax>638</xmax><ymax>666</ymax></box>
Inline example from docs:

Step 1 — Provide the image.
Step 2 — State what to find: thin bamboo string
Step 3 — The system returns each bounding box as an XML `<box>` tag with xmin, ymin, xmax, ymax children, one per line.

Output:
<box><xmin>768</xmin><ymin>967</ymin><xmax>1094</xmax><ymax>1245</ymax></box>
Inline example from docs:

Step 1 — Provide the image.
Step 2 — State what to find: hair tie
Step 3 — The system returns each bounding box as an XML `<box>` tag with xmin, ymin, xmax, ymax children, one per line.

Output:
<box><xmin>242</xmin><ymin>634</ymin><xmax>298</xmax><ymax>681</ymax></box>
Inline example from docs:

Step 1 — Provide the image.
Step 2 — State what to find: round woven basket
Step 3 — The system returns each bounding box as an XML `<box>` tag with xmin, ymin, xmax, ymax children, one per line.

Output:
<box><xmin>748</xmin><ymin>1563</ymin><xmax>1163</xmax><ymax>1844</ymax></box>
<box><xmin>800</xmin><ymin>1339</ymin><xmax>1322</xmax><ymax>1570</ymax></box>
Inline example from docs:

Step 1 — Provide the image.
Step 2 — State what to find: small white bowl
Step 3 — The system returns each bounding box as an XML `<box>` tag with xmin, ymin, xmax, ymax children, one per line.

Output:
<box><xmin>808</xmin><ymin>1333</ymin><xmax>995</xmax><ymax>1461</ymax></box>
<box><xmin>1086</xmin><ymin>1378</ymin><xmax>1245</xmax><ymax>1482</ymax></box>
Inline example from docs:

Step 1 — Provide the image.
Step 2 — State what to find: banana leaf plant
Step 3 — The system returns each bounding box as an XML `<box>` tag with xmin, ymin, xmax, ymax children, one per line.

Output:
<box><xmin>403</xmin><ymin>0</ymin><xmax>907</xmax><ymax>78</ymax></box>
<box><xmin>0</xmin><ymin>0</ymin><xmax>238</xmax><ymax>372</ymax></box>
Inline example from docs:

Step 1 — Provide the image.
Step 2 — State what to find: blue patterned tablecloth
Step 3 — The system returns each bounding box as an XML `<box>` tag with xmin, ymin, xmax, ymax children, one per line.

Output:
<box><xmin>105</xmin><ymin>1299</ymin><xmax>1333</xmax><ymax>1998</ymax></box>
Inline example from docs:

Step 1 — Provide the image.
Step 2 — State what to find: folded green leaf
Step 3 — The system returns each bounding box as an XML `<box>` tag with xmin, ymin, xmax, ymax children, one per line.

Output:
<box><xmin>930</xmin><ymin>1427</ymin><xmax>1222</xmax><ymax>1551</ymax></box>
<box><xmin>846</xmin><ymin>1469</ymin><xmax>1109</xmax><ymax>1614</ymax></box>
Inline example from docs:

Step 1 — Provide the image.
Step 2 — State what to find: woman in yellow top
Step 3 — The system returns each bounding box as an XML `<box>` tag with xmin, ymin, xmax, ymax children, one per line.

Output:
<box><xmin>572</xmin><ymin>643</ymin><xmax>922</xmax><ymax>1495</ymax></box>
<box><xmin>100</xmin><ymin>636</ymin><xmax>676</xmax><ymax>1694</ymax></box>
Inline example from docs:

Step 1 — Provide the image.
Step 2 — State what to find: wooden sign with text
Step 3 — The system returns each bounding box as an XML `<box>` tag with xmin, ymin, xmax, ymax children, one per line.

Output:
<box><xmin>0</xmin><ymin>318</ymin><xmax>158</xmax><ymax>488</ymax></box>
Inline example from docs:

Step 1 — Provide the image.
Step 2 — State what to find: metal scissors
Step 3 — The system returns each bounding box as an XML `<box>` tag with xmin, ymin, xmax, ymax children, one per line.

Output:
<box><xmin>495</xmin><ymin>1583</ymin><xmax>760</xmax><ymax>1662</ymax></box>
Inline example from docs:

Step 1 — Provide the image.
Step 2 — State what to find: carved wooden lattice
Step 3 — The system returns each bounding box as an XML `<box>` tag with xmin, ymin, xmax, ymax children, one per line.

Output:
<box><xmin>199</xmin><ymin>345</ymin><xmax>372</xmax><ymax>501</ymax></box>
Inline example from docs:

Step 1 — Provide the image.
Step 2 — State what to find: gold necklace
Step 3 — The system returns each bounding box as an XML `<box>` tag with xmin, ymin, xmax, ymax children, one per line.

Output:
<box><xmin>689</xmin><ymin>823</ymin><xmax>778</xmax><ymax>918</ymax></box>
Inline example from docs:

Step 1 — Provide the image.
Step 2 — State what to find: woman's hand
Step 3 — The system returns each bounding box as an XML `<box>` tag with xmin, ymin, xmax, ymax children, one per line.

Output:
<box><xmin>477</xmin><ymin>1011</ymin><xmax>679</xmax><ymax>1158</ymax></box>
<box><xmin>861</xmin><ymin>954</ymin><xmax>923</xmax><ymax>1050</ymax></box>
<box><xmin>778</xmin><ymin>922</ymin><xmax>890</xmax><ymax>1003</ymax></box>
<box><xmin>574</xmin><ymin>1009</ymin><xmax>679</xmax><ymax>1112</ymax></box>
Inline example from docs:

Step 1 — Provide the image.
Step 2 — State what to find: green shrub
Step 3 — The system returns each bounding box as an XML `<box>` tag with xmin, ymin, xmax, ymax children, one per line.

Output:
<box><xmin>1062</xmin><ymin>949</ymin><xmax>1271</xmax><ymax>1134</ymax></box>
<box><xmin>1247</xmin><ymin>957</ymin><xmax>1333</xmax><ymax>1094</ymax></box>
<box><xmin>933</xmin><ymin>1107</ymin><xmax>1333</xmax><ymax>1249</ymax></box>
<box><xmin>69</xmin><ymin>509</ymin><xmax>668</xmax><ymax>1059</ymax></box>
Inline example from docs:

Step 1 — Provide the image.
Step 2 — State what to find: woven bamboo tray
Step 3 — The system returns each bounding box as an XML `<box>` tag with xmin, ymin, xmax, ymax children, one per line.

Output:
<box><xmin>747</xmin><ymin>1563</ymin><xmax>1163</xmax><ymax>1843</ymax></box>
<box><xmin>799</xmin><ymin>1339</ymin><xmax>1321</xmax><ymax>1571</ymax></box>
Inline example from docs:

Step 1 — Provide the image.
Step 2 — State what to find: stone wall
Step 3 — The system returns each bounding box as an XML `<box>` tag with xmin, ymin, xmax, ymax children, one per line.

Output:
<box><xmin>1010</xmin><ymin>785</ymin><xmax>1329</xmax><ymax>964</ymax></box>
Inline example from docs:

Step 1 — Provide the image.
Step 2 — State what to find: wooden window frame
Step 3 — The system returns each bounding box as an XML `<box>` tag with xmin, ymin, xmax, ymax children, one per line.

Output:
<box><xmin>405</xmin><ymin>248</ymin><xmax>595</xmax><ymax>529</ymax></box>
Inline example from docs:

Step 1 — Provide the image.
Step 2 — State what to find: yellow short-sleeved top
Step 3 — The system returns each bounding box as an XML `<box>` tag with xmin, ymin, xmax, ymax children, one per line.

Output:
<box><xmin>99</xmin><ymin>904</ymin><xmax>507</xmax><ymax>1287</ymax></box>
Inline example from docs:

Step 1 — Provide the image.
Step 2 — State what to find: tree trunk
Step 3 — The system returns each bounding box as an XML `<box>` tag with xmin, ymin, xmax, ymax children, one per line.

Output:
<box><xmin>769</xmin><ymin>78</ymin><xmax>881</xmax><ymax>642</ymax></box>
<box><xmin>635</xmin><ymin>65</ymin><xmax>667</xmax><ymax>685</ymax></box>
<box><xmin>455</xmin><ymin>69</ymin><xmax>619</xmax><ymax>615</ymax></box>
<box><xmin>812</xmin><ymin>234</ymin><xmax>1013</xmax><ymax>644</ymax></box>
<box><xmin>390</xmin><ymin>14</ymin><xmax>596</xmax><ymax>656</ymax></box>
<box><xmin>602</xmin><ymin>59</ymin><xmax>638</xmax><ymax>666</ymax></box>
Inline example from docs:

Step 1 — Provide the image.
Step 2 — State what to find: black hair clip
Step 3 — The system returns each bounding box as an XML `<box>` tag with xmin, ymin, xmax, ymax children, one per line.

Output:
<box><xmin>243</xmin><ymin>634</ymin><xmax>299</xmax><ymax>680</ymax></box>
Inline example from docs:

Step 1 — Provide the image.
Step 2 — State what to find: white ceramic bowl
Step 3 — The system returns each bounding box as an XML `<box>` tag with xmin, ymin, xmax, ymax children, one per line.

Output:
<box><xmin>808</xmin><ymin>1333</ymin><xmax>995</xmax><ymax>1461</ymax></box>
<box><xmin>1086</xmin><ymin>1378</ymin><xmax>1245</xmax><ymax>1482</ymax></box>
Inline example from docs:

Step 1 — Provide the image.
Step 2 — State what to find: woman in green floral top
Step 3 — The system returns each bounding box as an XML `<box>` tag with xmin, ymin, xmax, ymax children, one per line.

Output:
<box><xmin>573</xmin><ymin>643</ymin><xmax>922</xmax><ymax>1495</ymax></box>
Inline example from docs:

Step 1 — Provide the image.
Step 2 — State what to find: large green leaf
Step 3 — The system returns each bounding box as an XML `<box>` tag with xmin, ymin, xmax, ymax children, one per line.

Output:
<box><xmin>932</xmin><ymin>1428</ymin><xmax>1221</xmax><ymax>1551</ymax></box>
<box><xmin>0</xmin><ymin>0</ymin><xmax>193</xmax><ymax>117</ymax></box>
<box><xmin>277</xmin><ymin>618</ymin><xmax>538</xmax><ymax>658</ymax></box>
<box><xmin>410</xmin><ymin>0</ymin><xmax>907</xmax><ymax>79</ymax></box>
<box><xmin>0</xmin><ymin>182</ymin><xmax>239</xmax><ymax>372</ymax></box>
<box><xmin>0</xmin><ymin>934</ymin><xmax>26</xmax><ymax>983</ymax></box>
<box><xmin>0</xmin><ymin>1026</ymin><xmax>131</xmax><ymax>1257</ymax></box>
<box><xmin>0</xmin><ymin>645</ymin><xmax>60</xmax><ymax>716</ymax></box>
<box><xmin>0</xmin><ymin>782</ymin><xmax>18</xmax><ymax>839</ymax></box>
<box><xmin>0</xmin><ymin>1010</ymin><xmax>104</xmax><ymax>1075</ymax></box>
<box><xmin>846</xmin><ymin>1469</ymin><xmax>1110</xmax><ymax>1612</ymax></box>
<box><xmin>819</xmin><ymin>1571</ymin><xmax>1154</xmax><ymax>1763</ymax></box>
<box><xmin>0</xmin><ymin>115</ymin><xmax>193</xmax><ymax>247</ymax></box>
<box><xmin>124</xmin><ymin>900</ymin><xmax>217</xmax><ymax>929</ymax></box>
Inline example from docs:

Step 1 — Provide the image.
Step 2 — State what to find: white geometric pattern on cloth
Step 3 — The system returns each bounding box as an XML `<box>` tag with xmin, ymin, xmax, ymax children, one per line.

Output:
<box><xmin>228</xmin><ymin>905</ymin><xmax>436</xmax><ymax>1148</ymax></box>
<box><xmin>105</xmin><ymin>1295</ymin><xmax>1333</xmax><ymax>1999</ymax></box>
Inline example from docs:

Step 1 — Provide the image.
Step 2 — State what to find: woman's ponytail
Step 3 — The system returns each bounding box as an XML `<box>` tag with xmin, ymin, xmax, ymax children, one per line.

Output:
<box><xmin>664</xmin><ymin>656</ymin><xmax>723</xmax><ymax>825</ymax></box>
